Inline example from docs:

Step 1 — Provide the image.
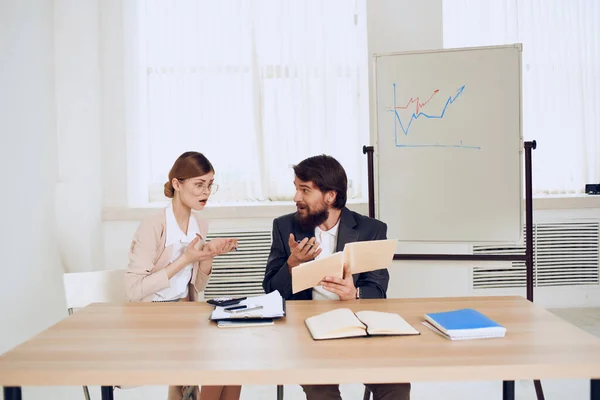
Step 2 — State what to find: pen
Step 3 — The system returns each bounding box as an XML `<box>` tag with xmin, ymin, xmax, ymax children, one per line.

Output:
<box><xmin>224</xmin><ymin>305</ymin><xmax>263</xmax><ymax>314</ymax></box>
<box><xmin>296</xmin><ymin>239</ymin><xmax>314</xmax><ymax>248</ymax></box>
<box><xmin>224</xmin><ymin>304</ymin><xmax>247</xmax><ymax>311</ymax></box>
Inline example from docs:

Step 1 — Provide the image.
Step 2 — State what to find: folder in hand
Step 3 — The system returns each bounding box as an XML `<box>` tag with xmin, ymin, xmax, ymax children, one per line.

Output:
<box><xmin>291</xmin><ymin>239</ymin><xmax>396</xmax><ymax>294</ymax></box>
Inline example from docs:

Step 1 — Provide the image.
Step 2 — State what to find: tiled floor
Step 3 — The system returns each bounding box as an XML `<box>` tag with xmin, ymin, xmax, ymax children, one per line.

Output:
<box><xmin>548</xmin><ymin>308</ymin><xmax>600</xmax><ymax>339</ymax></box>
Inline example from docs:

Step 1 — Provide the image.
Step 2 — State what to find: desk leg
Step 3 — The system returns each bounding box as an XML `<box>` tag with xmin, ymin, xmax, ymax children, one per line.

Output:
<box><xmin>101</xmin><ymin>386</ymin><xmax>114</xmax><ymax>400</ymax></box>
<box><xmin>3</xmin><ymin>387</ymin><xmax>22</xmax><ymax>400</ymax></box>
<box><xmin>277</xmin><ymin>384</ymin><xmax>284</xmax><ymax>400</ymax></box>
<box><xmin>592</xmin><ymin>379</ymin><xmax>600</xmax><ymax>400</ymax></box>
<box><xmin>502</xmin><ymin>381</ymin><xmax>515</xmax><ymax>400</ymax></box>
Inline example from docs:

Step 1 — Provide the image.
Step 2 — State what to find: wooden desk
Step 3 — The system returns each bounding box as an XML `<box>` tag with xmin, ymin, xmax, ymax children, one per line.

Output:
<box><xmin>1</xmin><ymin>296</ymin><xmax>600</xmax><ymax>400</ymax></box>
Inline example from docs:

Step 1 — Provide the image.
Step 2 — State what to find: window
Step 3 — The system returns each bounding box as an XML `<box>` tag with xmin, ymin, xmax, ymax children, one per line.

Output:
<box><xmin>443</xmin><ymin>0</ymin><xmax>600</xmax><ymax>195</ymax></box>
<box><xmin>125</xmin><ymin>0</ymin><xmax>369</xmax><ymax>205</ymax></box>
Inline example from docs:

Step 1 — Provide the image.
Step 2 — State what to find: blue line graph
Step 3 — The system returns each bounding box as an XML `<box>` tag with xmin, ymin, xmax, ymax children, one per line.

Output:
<box><xmin>393</xmin><ymin>84</ymin><xmax>465</xmax><ymax>137</ymax></box>
<box><xmin>389</xmin><ymin>84</ymin><xmax>481</xmax><ymax>150</ymax></box>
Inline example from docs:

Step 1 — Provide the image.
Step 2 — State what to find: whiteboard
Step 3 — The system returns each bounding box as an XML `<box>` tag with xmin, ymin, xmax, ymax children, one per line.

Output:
<box><xmin>373</xmin><ymin>44</ymin><xmax>523</xmax><ymax>243</ymax></box>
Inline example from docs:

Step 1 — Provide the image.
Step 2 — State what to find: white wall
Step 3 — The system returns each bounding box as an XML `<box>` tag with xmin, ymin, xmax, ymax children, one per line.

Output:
<box><xmin>101</xmin><ymin>0</ymin><xmax>129</xmax><ymax>208</ymax></box>
<box><xmin>367</xmin><ymin>0</ymin><xmax>443</xmax><ymax>141</ymax></box>
<box><xmin>0</xmin><ymin>2</ymin><xmax>79</xmax><ymax>399</ymax></box>
<box><xmin>54</xmin><ymin>0</ymin><xmax>104</xmax><ymax>273</ymax></box>
<box><xmin>0</xmin><ymin>0</ymin><xmax>65</xmax><ymax>354</ymax></box>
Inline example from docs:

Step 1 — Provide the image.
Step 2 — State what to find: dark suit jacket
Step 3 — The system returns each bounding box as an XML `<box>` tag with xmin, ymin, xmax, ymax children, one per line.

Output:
<box><xmin>262</xmin><ymin>207</ymin><xmax>390</xmax><ymax>300</ymax></box>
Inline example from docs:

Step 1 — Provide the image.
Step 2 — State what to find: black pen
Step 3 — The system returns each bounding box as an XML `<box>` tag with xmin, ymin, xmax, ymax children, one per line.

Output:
<box><xmin>224</xmin><ymin>304</ymin><xmax>247</xmax><ymax>311</ymax></box>
<box><xmin>224</xmin><ymin>305</ymin><xmax>263</xmax><ymax>313</ymax></box>
<box><xmin>297</xmin><ymin>239</ymin><xmax>314</xmax><ymax>249</ymax></box>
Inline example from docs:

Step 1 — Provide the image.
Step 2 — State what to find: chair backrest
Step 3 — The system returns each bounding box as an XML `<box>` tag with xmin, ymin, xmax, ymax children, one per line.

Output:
<box><xmin>63</xmin><ymin>269</ymin><xmax>127</xmax><ymax>310</ymax></box>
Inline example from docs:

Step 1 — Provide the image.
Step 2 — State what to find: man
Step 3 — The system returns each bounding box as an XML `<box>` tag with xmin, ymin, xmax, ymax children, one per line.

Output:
<box><xmin>262</xmin><ymin>154</ymin><xmax>410</xmax><ymax>400</ymax></box>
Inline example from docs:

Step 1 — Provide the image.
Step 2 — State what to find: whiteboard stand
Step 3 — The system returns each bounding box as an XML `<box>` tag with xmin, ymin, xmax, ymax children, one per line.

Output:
<box><xmin>363</xmin><ymin>140</ymin><xmax>543</xmax><ymax>400</ymax></box>
<box><xmin>524</xmin><ymin>140</ymin><xmax>536</xmax><ymax>303</ymax></box>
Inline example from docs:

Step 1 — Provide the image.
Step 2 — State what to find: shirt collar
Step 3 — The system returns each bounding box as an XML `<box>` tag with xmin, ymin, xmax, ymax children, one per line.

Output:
<box><xmin>165</xmin><ymin>202</ymin><xmax>201</xmax><ymax>248</ymax></box>
<box><xmin>315</xmin><ymin>219</ymin><xmax>340</xmax><ymax>238</ymax></box>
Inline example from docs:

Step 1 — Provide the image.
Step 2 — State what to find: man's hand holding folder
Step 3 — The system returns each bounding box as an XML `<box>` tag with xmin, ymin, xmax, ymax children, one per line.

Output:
<box><xmin>291</xmin><ymin>239</ymin><xmax>397</xmax><ymax>294</ymax></box>
<box><xmin>320</xmin><ymin>263</ymin><xmax>358</xmax><ymax>300</ymax></box>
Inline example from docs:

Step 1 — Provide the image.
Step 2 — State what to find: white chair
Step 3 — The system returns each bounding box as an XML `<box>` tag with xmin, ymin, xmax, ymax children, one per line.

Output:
<box><xmin>63</xmin><ymin>269</ymin><xmax>128</xmax><ymax>400</ymax></box>
<box><xmin>63</xmin><ymin>269</ymin><xmax>127</xmax><ymax>313</ymax></box>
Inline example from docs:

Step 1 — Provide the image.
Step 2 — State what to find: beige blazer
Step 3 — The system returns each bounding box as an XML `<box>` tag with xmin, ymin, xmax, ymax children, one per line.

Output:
<box><xmin>125</xmin><ymin>210</ymin><xmax>212</xmax><ymax>302</ymax></box>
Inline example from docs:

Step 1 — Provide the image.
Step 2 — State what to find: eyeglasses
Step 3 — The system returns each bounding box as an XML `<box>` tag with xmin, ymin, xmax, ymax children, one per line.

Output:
<box><xmin>197</xmin><ymin>182</ymin><xmax>219</xmax><ymax>194</ymax></box>
<box><xmin>179</xmin><ymin>179</ymin><xmax>219</xmax><ymax>194</ymax></box>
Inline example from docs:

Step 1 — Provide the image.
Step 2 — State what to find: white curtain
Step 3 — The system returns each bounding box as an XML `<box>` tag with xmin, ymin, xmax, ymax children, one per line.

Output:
<box><xmin>443</xmin><ymin>0</ymin><xmax>600</xmax><ymax>194</ymax></box>
<box><xmin>128</xmin><ymin>0</ymin><xmax>368</xmax><ymax>204</ymax></box>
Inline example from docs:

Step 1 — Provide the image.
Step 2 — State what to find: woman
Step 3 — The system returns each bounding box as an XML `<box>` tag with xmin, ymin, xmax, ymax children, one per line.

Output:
<box><xmin>125</xmin><ymin>151</ymin><xmax>241</xmax><ymax>400</ymax></box>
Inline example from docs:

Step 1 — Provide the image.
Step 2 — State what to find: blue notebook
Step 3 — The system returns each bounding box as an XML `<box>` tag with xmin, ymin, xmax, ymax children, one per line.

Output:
<box><xmin>423</xmin><ymin>308</ymin><xmax>506</xmax><ymax>340</ymax></box>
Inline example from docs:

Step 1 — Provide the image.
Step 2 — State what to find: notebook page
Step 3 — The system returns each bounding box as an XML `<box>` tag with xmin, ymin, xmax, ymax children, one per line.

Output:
<box><xmin>355</xmin><ymin>311</ymin><xmax>420</xmax><ymax>335</ymax></box>
<box><xmin>305</xmin><ymin>308</ymin><xmax>366</xmax><ymax>340</ymax></box>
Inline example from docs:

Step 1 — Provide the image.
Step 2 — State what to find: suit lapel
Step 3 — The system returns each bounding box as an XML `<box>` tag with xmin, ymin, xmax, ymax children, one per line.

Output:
<box><xmin>335</xmin><ymin>207</ymin><xmax>359</xmax><ymax>252</ymax></box>
<box><xmin>292</xmin><ymin>215</ymin><xmax>317</xmax><ymax>299</ymax></box>
<box><xmin>335</xmin><ymin>208</ymin><xmax>360</xmax><ymax>284</ymax></box>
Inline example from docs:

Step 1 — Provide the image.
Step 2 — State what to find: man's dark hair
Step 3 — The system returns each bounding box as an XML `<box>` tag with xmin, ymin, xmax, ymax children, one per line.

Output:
<box><xmin>293</xmin><ymin>154</ymin><xmax>347</xmax><ymax>209</ymax></box>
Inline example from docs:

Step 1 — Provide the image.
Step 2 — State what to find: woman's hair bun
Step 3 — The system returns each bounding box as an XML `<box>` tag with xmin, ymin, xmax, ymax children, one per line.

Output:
<box><xmin>164</xmin><ymin>181</ymin><xmax>175</xmax><ymax>198</ymax></box>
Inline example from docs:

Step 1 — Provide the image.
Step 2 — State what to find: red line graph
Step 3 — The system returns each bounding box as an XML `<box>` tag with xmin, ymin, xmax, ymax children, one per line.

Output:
<box><xmin>391</xmin><ymin>89</ymin><xmax>440</xmax><ymax>114</ymax></box>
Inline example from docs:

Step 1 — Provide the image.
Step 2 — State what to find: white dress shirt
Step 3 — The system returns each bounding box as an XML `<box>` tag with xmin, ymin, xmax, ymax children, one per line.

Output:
<box><xmin>312</xmin><ymin>220</ymin><xmax>341</xmax><ymax>300</ymax></box>
<box><xmin>152</xmin><ymin>203</ymin><xmax>200</xmax><ymax>301</ymax></box>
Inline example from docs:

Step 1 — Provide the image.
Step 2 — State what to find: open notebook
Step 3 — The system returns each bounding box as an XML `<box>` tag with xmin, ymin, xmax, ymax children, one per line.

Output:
<box><xmin>305</xmin><ymin>308</ymin><xmax>420</xmax><ymax>340</ymax></box>
<box><xmin>292</xmin><ymin>239</ymin><xmax>397</xmax><ymax>294</ymax></box>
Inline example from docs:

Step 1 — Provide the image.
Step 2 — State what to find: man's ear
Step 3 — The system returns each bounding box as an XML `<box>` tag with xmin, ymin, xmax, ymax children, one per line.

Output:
<box><xmin>325</xmin><ymin>190</ymin><xmax>337</xmax><ymax>206</ymax></box>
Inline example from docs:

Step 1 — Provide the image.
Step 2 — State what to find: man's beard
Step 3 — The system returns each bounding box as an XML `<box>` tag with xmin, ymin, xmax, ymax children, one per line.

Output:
<box><xmin>295</xmin><ymin>204</ymin><xmax>329</xmax><ymax>230</ymax></box>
